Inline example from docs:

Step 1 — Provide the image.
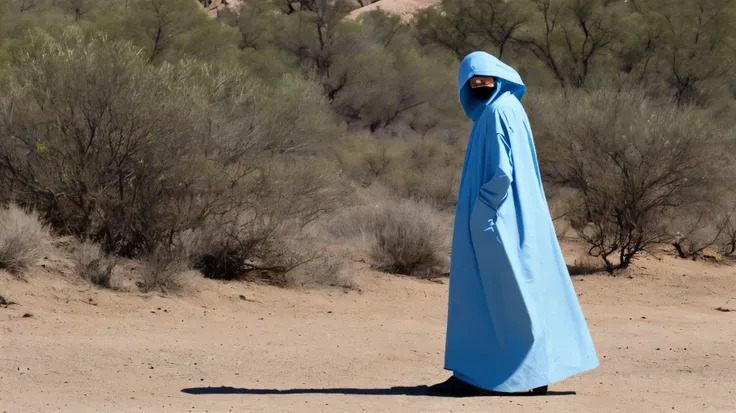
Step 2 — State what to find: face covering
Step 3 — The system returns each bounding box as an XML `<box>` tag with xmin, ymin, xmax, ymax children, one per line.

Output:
<box><xmin>471</xmin><ymin>86</ymin><xmax>495</xmax><ymax>102</ymax></box>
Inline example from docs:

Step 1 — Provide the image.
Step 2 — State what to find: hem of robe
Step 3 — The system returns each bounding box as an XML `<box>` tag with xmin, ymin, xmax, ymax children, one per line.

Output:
<box><xmin>443</xmin><ymin>359</ymin><xmax>600</xmax><ymax>393</ymax></box>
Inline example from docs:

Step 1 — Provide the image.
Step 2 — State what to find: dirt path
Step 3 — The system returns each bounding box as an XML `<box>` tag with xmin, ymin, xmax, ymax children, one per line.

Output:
<box><xmin>2</xmin><ymin>245</ymin><xmax>735</xmax><ymax>413</ymax></box>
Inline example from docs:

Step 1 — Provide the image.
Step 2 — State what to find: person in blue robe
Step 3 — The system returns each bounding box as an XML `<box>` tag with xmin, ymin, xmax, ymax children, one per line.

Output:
<box><xmin>428</xmin><ymin>51</ymin><xmax>599</xmax><ymax>396</ymax></box>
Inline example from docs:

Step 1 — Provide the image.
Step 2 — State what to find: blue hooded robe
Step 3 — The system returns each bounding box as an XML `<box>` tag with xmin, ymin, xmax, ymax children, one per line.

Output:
<box><xmin>444</xmin><ymin>51</ymin><xmax>599</xmax><ymax>392</ymax></box>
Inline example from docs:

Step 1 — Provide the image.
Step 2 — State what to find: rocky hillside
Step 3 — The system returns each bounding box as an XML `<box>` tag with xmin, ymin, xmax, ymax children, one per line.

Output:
<box><xmin>198</xmin><ymin>0</ymin><xmax>441</xmax><ymax>21</ymax></box>
<box><xmin>347</xmin><ymin>0</ymin><xmax>441</xmax><ymax>21</ymax></box>
<box><xmin>197</xmin><ymin>0</ymin><xmax>244</xmax><ymax>18</ymax></box>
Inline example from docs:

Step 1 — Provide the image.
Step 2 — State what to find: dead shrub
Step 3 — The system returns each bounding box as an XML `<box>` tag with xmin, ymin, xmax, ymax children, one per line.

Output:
<box><xmin>718</xmin><ymin>211</ymin><xmax>736</xmax><ymax>256</ymax></box>
<box><xmin>190</xmin><ymin>223</ymin><xmax>352</xmax><ymax>288</ymax></box>
<box><xmin>138</xmin><ymin>245</ymin><xmax>188</xmax><ymax>293</ymax></box>
<box><xmin>369</xmin><ymin>200</ymin><xmax>447</xmax><ymax>277</ymax></box>
<box><xmin>530</xmin><ymin>89</ymin><xmax>729</xmax><ymax>272</ymax></box>
<box><xmin>328</xmin><ymin>200</ymin><xmax>448</xmax><ymax>277</ymax></box>
<box><xmin>260</xmin><ymin>236</ymin><xmax>352</xmax><ymax>288</ymax></box>
<box><xmin>187</xmin><ymin>159</ymin><xmax>350</xmax><ymax>284</ymax></box>
<box><xmin>74</xmin><ymin>241</ymin><xmax>116</xmax><ymax>288</ymax></box>
<box><xmin>567</xmin><ymin>259</ymin><xmax>604</xmax><ymax>276</ymax></box>
<box><xmin>0</xmin><ymin>204</ymin><xmax>48</xmax><ymax>275</ymax></box>
<box><xmin>295</xmin><ymin>253</ymin><xmax>352</xmax><ymax>288</ymax></box>
<box><xmin>669</xmin><ymin>203</ymin><xmax>732</xmax><ymax>259</ymax></box>
<box><xmin>324</xmin><ymin>205</ymin><xmax>376</xmax><ymax>245</ymax></box>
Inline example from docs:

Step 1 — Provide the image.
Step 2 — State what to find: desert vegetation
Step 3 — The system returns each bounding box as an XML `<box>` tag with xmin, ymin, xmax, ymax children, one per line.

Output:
<box><xmin>0</xmin><ymin>204</ymin><xmax>48</xmax><ymax>274</ymax></box>
<box><xmin>0</xmin><ymin>0</ymin><xmax>734</xmax><ymax>288</ymax></box>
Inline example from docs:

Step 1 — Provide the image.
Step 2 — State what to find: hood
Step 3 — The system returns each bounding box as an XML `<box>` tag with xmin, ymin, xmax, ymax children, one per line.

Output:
<box><xmin>458</xmin><ymin>51</ymin><xmax>526</xmax><ymax>121</ymax></box>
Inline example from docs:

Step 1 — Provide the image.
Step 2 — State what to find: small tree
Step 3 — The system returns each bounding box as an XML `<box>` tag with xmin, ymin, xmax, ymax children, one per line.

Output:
<box><xmin>414</xmin><ymin>0</ymin><xmax>529</xmax><ymax>59</ymax></box>
<box><xmin>645</xmin><ymin>0</ymin><xmax>736</xmax><ymax>106</ymax></box>
<box><xmin>531</xmin><ymin>89</ymin><xmax>728</xmax><ymax>272</ymax></box>
<box><xmin>516</xmin><ymin>0</ymin><xmax>628</xmax><ymax>89</ymax></box>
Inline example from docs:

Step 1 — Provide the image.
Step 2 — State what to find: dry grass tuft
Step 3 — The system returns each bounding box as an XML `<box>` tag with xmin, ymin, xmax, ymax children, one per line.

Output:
<box><xmin>272</xmin><ymin>237</ymin><xmax>353</xmax><ymax>289</ymax></box>
<box><xmin>138</xmin><ymin>246</ymin><xmax>189</xmax><ymax>294</ymax></box>
<box><xmin>369</xmin><ymin>201</ymin><xmax>447</xmax><ymax>277</ymax></box>
<box><xmin>0</xmin><ymin>205</ymin><xmax>48</xmax><ymax>275</ymax></box>
<box><xmin>74</xmin><ymin>242</ymin><xmax>116</xmax><ymax>288</ymax></box>
<box><xmin>327</xmin><ymin>200</ymin><xmax>449</xmax><ymax>278</ymax></box>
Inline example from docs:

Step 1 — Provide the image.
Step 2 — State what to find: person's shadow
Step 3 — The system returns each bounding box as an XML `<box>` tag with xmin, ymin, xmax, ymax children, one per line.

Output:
<box><xmin>181</xmin><ymin>385</ymin><xmax>576</xmax><ymax>398</ymax></box>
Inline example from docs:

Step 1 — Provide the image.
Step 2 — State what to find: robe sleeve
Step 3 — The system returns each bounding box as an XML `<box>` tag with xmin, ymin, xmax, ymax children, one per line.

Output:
<box><xmin>477</xmin><ymin>113</ymin><xmax>514</xmax><ymax>214</ymax></box>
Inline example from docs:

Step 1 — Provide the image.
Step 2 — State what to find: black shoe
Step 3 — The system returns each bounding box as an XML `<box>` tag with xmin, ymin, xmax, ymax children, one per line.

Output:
<box><xmin>531</xmin><ymin>385</ymin><xmax>548</xmax><ymax>395</ymax></box>
<box><xmin>427</xmin><ymin>376</ymin><xmax>478</xmax><ymax>396</ymax></box>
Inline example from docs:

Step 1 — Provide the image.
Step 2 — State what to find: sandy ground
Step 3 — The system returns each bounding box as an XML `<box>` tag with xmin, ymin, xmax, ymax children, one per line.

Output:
<box><xmin>347</xmin><ymin>0</ymin><xmax>441</xmax><ymax>22</ymax></box>
<box><xmin>1</xmin><ymin>239</ymin><xmax>736</xmax><ymax>413</ymax></box>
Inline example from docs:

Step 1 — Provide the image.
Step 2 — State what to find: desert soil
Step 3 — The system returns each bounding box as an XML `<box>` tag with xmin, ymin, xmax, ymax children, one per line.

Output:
<box><xmin>1</xmin><ymin>239</ymin><xmax>735</xmax><ymax>413</ymax></box>
<box><xmin>347</xmin><ymin>0</ymin><xmax>441</xmax><ymax>21</ymax></box>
